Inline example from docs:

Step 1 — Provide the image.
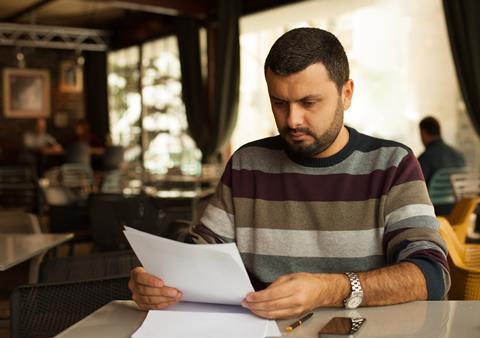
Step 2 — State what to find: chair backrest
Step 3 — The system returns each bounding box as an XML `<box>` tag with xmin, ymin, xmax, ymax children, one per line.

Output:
<box><xmin>102</xmin><ymin>146</ymin><xmax>125</xmax><ymax>171</ymax></box>
<box><xmin>39</xmin><ymin>250</ymin><xmax>140</xmax><ymax>283</ymax></box>
<box><xmin>10</xmin><ymin>276</ymin><xmax>131</xmax><ymax>338</ymax></box>
<box><xmin>438</xmin><ymin>216</ymin><xmax>465</xmax><ymax>259</ymax></box>
<box><xmin>428</xmin><ymin>167</ymin><xmax>467</xmax><ymax>205</ymax></box>
<box><xmin>89</xmin><ymin>192</ymin><xmax>168</xmax><ymax>251</ymax></box>
<box><xmin>0</xmin><ymin>165</ymin><xmax>38</xmax><ymax>212</ymax></box>
<box><xmin>437</xmin><ymin>216</ymin><xmax>480</xmax><ymax>300</ymax></box>
<box><xmin>446</xmin><ymin>197</ymin><xmax>480</xmax><ymax>243</ymax></box>
<box><xmin>450</xmin><ymin>171</ymin><xmax>480</xmax><ymax>201</ymax></box>
<box><xmin>100</xmin><ymin>170</ymin><xmax>123</xmax><ymax>193</ymax></box>
<box><xmin>65</xmin><ymin>141</ymin><xmax>90</xmax><ymax>166</ymax></box>
<box><xmin>0</xmin><ymin>211</ymin><xmax>41</xmax><ymax>233</ymax></box>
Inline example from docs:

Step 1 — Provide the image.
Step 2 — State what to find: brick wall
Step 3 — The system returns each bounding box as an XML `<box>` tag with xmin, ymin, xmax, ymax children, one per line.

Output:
<box><xmin>0</xmin><ymin>46</ymin><xmax>86</xmax><ymax>161</ymax></box>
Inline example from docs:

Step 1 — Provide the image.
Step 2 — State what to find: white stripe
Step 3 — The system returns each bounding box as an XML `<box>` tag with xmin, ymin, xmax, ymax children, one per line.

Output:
<box><xmin>236</xmin><ymin>228</ymin><xmax>384</xmax><ymax>258</ymax></box>
<box><xmin>200</xmin><ymin>204</ymin><xmax>235</xmax><ymax>239</ymax></box>
<box><xmin>385</xmin><ymin>204</ymin><xmax>435</xmax><ymax>226</ymax></box>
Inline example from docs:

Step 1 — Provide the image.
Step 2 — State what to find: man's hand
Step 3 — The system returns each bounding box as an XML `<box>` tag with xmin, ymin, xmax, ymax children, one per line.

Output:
<box><xmin>241</xmin><ymin>272</ymin><xmax>349</xmax><ymax>319</ymax></box>
<box><xmin>128</xmin><ymin>267</ymin><xmax>183</xmax><ymax>310</ymax></box>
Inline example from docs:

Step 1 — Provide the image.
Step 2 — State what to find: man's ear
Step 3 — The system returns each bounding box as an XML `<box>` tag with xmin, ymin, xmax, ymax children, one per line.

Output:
<box><xmin>342</xmin><ymin>79</ymin><xmax>354</xmax><ymax>110</ymax></box>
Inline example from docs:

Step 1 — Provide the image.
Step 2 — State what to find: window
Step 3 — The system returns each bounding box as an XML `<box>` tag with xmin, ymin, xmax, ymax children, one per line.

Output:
<box><xmin>108</xmin><ymin>37</ymin><xmax>200</xmax><ymax>174</ymax></box>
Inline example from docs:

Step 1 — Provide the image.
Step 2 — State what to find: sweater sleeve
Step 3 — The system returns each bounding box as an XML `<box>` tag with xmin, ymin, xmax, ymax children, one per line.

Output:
<box><xmin>186</xmin><ymin>158</ymin><xmax>236</xmax><ymax>244</ymax></box>
<box><xmin>383</xmin><ymin>151</ymin><xmax>450</xmax><ymax>300</ymax></box>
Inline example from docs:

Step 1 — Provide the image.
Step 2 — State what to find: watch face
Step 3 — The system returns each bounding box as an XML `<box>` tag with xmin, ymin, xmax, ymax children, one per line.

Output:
<box><xmin>346</xmin><ymin>295</ymin><xmax>362</xmax><ymax>309</ymax></box>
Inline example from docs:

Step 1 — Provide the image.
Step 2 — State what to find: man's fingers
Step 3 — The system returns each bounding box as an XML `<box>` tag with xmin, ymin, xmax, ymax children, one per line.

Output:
<box><xmin>131</xmin><ymin>283</ymin><xmax>180</xmax><ymax>298</ymax></box>
<box><xmin>245</xmin><ymin>281</ymin><xmax>294</xmax><ymax>303</ymax></box>
<box><xmin>131</xmin><ymin>267</ymin><xmax>164</xmax><ymax>287</ymax></box>
<box><xmin>242</xmin><ymin>295</ymin><xmax>297</xmax><ymax>312</ymax></box>
<box><xmin>132</xmin><ymin>292</ymin><xmax>182</xmax><ymax>306</ymax></box>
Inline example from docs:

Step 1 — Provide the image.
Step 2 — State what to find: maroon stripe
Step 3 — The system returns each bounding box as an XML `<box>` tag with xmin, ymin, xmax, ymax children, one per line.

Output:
<box><xmin>220</xmin><ymin>158</ymin><xmax>233</xmax><ymax>187</ymax></box>
<box><xmin>230</xmin><ymin>168</ymin><xmax>398</xmax><ymax>201</ymax></box>
<box><xmin>391</xmin><ymin>153</ymin><xmax>425</xmax><ymax>187</ymax></box>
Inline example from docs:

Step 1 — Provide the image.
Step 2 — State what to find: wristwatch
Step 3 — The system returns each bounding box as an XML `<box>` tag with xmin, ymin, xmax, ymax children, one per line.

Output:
<box><xmin>344</xmin><ymin>272</ymin><xmax>363</xmax><ymax>309</ymax></box>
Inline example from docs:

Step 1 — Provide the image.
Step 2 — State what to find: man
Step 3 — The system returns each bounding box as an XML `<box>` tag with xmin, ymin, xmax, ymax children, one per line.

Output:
<box><xmin>23</xmin><ymin>118</ymin><xmax>62</xmax><ymax>153</ymax></box>
<box><xmin>418</xmin><ymin>116</ymin><xmax>465</xmax><ymax>186</ymax></box>
<box><xmin>129</xmin><ymin>28</ymin><xmax>449</xmax><ymax>319</ymax></box>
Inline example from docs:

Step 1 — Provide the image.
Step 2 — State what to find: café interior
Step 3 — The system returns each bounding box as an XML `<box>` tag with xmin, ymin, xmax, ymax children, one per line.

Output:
<box><xmin>1</xmin><ymin>0</ymin><xmax>480</xmax><ymax>337</ymax></box>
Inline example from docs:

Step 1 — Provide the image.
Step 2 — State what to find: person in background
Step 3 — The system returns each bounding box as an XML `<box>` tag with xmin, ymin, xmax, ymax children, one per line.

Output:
<box><xmin>23</xmin><ymin>118</ymin><xmax>62</xmax><ymax>153</ymax></box>
<box><xmin>73</xmin><ymin>119</ymin><xmax>104</xmax><ymax>148</ymax></box>
<box><xmin>129</xmin><ymin>28</ymin><xmax>449</xmax><ymax>319</ymax></box>
<box><xmin>418</xmin><ymin>116</ymin><xmax>465</xmax><ymax>186</ymax></box>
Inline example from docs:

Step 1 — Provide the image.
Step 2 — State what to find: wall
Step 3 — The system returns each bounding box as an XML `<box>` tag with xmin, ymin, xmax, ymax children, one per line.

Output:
<box><xmin>0</xmin><ymin>46</ymin><xmax>85</xmax><ymax>160</ymax></box>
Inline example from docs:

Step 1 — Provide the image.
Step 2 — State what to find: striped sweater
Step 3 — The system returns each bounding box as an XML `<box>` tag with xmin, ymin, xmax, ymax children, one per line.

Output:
<box><xmin>194</xmin><ymin>127</ymin><xmax>450</xmax><ymax>299</ymax></box>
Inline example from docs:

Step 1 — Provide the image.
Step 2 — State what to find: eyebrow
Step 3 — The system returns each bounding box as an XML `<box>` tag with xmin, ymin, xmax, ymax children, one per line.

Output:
<box><xmin>269</xmin><ymin>95</ymin><xmax>322</xmax><ymax>102</ymax></box>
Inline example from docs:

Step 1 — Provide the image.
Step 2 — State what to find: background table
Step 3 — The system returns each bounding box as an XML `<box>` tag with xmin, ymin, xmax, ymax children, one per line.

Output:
<box><xmin>0</xmin><ymin>233</ymin><xmax>73</xmax><ymax>271</ymax></box>
<box><xmin>55</xmin><ymin>300</ymin><xmax>480</xmax><ymax>338</ymax></box>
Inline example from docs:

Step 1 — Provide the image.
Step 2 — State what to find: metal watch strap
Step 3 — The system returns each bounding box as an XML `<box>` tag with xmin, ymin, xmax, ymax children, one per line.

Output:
<box><xmin>345</xmin><ymin>272</ymin><xmax>362</xmax><ymax>293</ymax></box>
<box><xmin>344</xmin><ymin>272</ymin><xmax>363</xmax><ymax>309</ymax></box>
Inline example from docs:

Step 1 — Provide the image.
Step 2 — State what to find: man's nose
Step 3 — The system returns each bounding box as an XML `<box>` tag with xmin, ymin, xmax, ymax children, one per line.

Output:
<box><xmin>287</xmin><ymin>104</ymin><xmax>304</xmax><ymax>129</ymax></box>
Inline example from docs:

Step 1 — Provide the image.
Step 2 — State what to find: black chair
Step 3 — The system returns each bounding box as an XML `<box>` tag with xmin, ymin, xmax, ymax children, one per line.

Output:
<box><xmin>89</xmin><ymin>192</ymin><xmax>169</xmax><ymax>251</ymax></box>
<box><xmin>102</xmin><ymin>145</ymin><xmax>125</xmax><ymax>171</ymax></box>
<box><xmin>40</xmin><ymin>184</ymin><xmax>91</xmax><ymax>256</ymax></box>
<box><xmin>39</xmin><ymin>250</ymin><xmax>140</xmax><ymax>283</ymax></box>
<box><xmin>0</xmin><ymin>165</ymin><xmax>38</xmax><ymax>212</ymax></box>
<box><xmin>10</xmin><ymin>276</ymin><xmax>131</xmax><ymax>338</ymax></box>
<box><xmin>65</xmin><ymin>141</ymin><xmax>90</xmax><ymax>166</ymax></box>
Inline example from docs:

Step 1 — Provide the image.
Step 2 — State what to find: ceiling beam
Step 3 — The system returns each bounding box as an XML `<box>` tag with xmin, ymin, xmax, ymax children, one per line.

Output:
<box><xmin>90</xmin><ymin>0</ymin><xmax>216</xmax><ymax>19</ymax></box>
<box><xmin>3</xmin><ymin>0</ymin><xmax>57</xmax><ymax>22</ymax></box>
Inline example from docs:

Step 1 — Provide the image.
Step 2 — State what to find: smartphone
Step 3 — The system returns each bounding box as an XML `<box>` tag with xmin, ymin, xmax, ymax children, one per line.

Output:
<box><xmin>318</xmin><ymin>317</ymin><xmax>366</xmax><ymax>337</ymax></box>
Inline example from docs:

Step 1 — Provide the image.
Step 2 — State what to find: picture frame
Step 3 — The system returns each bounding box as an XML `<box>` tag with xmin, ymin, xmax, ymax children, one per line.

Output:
<box><xmin>59</xmin><ymin>60</ymin><xmax>83</xmax><ymax>93</ymax></box>
<box><xmin>2</xmin><ymin>68</ymin><xmax>51</xmax><ymax>118</ymax></box>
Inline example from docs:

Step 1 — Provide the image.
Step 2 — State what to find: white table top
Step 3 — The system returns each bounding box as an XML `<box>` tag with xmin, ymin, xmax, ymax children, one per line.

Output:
<box><xmin>55</xmin><ymin>300</ymin><xmax>480</xmax><ymax>338</ymax></box>
<box><xmin>0</xmin><ymin>233</ymin><xmax>73</xmax><ymax>271</ymax></box>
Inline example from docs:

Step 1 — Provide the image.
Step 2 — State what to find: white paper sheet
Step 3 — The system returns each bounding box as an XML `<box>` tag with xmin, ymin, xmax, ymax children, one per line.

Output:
<box><xmin>124</xmin><ymin>227</ymin><xmax>280</xmax><ymax>338</ymax></box>
<box><xmin>131</xmin><ymin>302</ymin><xmax>281</xmax><ymax>338</ymax></box>
<box><xmin>123</xmin><ymin>226</ymin><xmax>254</xmax><ymax>304</ymax></box>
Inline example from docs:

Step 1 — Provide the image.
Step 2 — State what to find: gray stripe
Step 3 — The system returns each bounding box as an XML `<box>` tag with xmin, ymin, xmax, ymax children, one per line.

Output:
<box><xmin>233</xmin><ymin>146</ymin><xmax>408</xmax><ymax>175</ymax></box>
<box><xmin>234</xmin><ymin>197</ymin><xmax>387</xmax><ymax>230</ymax></box>
<box><xmin>236</xmin><ymin>228</ymin><xmax>384</xmax><ymax>258</ymax></box>
<box><xmin>385</xmin><ymin>204</ymin><xmax>435</xmax><ymax>225</ymax></box>
<box><xmin>200</xmin><ymin>204</ymin><xmax>235</xmax><ymax>239</ymax></box>
<box><xmin>385</xmin><ymin>216</ymin><xmax>439</xmax><ymax>234</ymax></box>
<box><xmin>241</xmin><ymin>253</ymin><xmax>386</xmax><ymax>283</ymax></box>
<box><xmin>397</xmin><ymin>241</ymin><xmax>447</xmax><ymax>262</ymax></box>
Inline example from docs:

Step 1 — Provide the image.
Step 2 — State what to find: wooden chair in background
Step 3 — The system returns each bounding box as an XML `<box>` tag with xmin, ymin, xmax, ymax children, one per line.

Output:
<box><xmin>437</xmin><ymin>217</ymin><xmax>480</xmax><ymax>300</ymax></box>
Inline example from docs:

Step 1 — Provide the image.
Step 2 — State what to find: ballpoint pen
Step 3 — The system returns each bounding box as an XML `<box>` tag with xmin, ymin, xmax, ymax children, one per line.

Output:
<box><xmin>286</xmin><ymin>312</ymin><xmax>314</xmax><ymax>332</ymax></box>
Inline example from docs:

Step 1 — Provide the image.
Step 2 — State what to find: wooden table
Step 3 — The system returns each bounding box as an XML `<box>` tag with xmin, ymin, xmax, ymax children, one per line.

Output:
<box><xmin>55</xmin><ymin>300</ymin><xmax>480</xmax><ymax>338</ymax></box>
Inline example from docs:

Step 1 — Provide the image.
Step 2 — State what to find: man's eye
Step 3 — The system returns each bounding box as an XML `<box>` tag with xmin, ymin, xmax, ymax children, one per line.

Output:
<box><xmin>303</xmin><ymin>101</ymin><xmax>316</xmax><ymax>107</ymax></box>
<box><xmin>273</xmin><ymin>101</ymin><xmax>287</xmax><ymax>107</ymax></box>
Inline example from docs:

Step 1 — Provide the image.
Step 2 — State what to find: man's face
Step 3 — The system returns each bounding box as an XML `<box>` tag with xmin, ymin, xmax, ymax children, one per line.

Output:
<box><xmin>266</xmin><ymin>63</ymin><xmax>353</xmax><ymax>158</ymax></box>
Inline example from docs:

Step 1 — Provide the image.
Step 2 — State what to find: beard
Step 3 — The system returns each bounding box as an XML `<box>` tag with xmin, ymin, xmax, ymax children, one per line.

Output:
<box><xmin>280</xmin><ymin>98</ymin><xmax>344</xmax><ymax>158</ymax></box>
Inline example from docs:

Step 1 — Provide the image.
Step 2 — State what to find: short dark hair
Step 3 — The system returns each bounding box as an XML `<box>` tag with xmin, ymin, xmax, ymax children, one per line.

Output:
<box><xmin>419</xmin><ymin>116</ymin><xmax>441</xmax><ymax>136</ymax></box>
<box><xmin>264</xmin><ymin>27</ymin><xmax>349</xmax><ymax>91</ymax></box>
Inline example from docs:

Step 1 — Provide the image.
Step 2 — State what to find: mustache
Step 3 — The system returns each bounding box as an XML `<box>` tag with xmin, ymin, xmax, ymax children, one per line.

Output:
<box><xmin>282</xmin><ymin>127</ymin><xmax>315</xmax><ymax>136</ymax></box>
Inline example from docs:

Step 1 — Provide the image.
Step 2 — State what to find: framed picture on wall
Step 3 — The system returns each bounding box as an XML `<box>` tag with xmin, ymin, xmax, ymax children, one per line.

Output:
<box><xmin>2</xmin><ymin>68</ymin><xmax>51</xmax><ymax>118</ymax></box>
<box><xmin>59</xmin><ymin>61</ymin><xmax>83</xmax><ymax>93</ymax></box>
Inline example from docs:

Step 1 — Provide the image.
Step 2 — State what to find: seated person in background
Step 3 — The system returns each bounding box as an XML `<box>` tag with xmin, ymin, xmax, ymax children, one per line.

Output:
<box><xmin>129</xmin><ymin>28</ymin><xmax>450</xmax><ymax>319</ymax></box>
<box><xmin>23</xmin><ymin>118</ymin><xmax>62</xmax><ymax>154</ymax></box>
<box><xmin>74</xmin><ymin>120</ymin><xmax>104</xmax><ymax>149</ymax></box>
<box><xmin>418</xmin><ymin>116</ymin><xmax>465</xmax><ymax>186</ymax></box>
